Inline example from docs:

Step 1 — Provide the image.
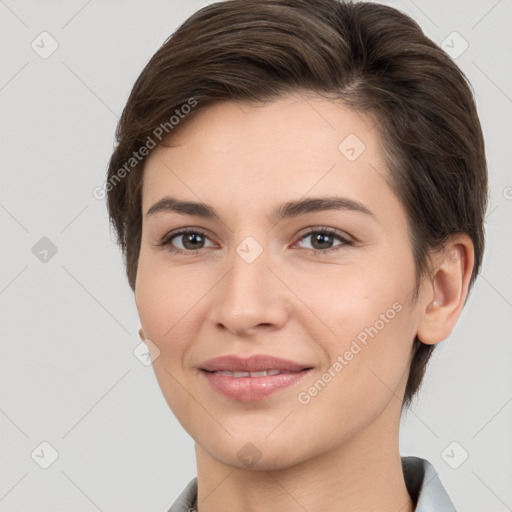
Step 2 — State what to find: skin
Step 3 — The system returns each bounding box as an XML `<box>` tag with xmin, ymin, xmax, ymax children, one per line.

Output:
<box><xmin>135</xmin><ymin>93</ymin><xmax>474</xmax><ymax>512</ymax></box>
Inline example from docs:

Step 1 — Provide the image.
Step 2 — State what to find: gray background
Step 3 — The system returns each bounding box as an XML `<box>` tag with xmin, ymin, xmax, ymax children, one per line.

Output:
<box><xmin>0</xmin><ymin>0</ymin><xmax>511</xmax><ymax>510</ymax></box>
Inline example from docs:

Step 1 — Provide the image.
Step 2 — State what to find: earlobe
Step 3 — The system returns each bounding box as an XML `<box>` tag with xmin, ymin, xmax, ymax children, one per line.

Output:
<box><xmin>417</xmin><ymin>235</ymin><xmax>475</xmax><ymax>345</ymax></box>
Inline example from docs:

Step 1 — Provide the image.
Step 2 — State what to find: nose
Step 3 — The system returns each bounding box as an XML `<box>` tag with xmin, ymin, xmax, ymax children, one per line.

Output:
<box><xmin>208</xmin><ymin>246</ymin><xmax>290</xmax><ymax>337</ymax></box>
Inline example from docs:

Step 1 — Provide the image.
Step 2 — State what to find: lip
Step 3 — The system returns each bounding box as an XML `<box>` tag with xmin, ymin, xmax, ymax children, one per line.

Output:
<box><xmin>199</xmin><ymin>354</ymin><xmax>313</xmax><ymax>401</ymax></box>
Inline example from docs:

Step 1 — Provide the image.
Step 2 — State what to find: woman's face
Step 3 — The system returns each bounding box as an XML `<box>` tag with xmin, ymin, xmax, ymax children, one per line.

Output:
<box><xmin>136</xmin><ymin>94</ymin><xmax>427</xmax><ymax>470</ymax></box>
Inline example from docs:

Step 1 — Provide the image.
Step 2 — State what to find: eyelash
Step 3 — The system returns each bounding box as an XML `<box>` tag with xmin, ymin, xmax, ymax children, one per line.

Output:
<box><xmin>157</xmin><ymin>227</ymin><xmax>353</xmax><ymax>256</ymax></box>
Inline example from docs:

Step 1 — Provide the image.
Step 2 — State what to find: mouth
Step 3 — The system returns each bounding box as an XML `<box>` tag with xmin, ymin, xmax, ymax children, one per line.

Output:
<box><xmin>203</xmin><ymin>368</ymin><xmax>309</xmax><ymax>377</ymax></box>
<box><xmin>200</xmin><ymin>369</ymin><xmax>312</xmax><ymax>401</ymax></box>
<box><xmin>198</xmin><ymin>354</ymin><xmax>313</xmax><ymax>401</ymax></box>
<box><xmin>199</xmin><ymin>354</ymin><xmax>312</xmax><ymax>373</ymax></box>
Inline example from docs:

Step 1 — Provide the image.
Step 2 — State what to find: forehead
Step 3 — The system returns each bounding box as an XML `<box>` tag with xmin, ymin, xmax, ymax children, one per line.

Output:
<box><xmin>141</xmin><ymin>93</ymin><xmax>392</xmax><ymax>217</ymax></box>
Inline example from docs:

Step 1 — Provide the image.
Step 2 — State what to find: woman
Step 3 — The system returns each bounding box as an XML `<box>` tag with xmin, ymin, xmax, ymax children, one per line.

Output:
<box><xmin>106</xmin><ymin>1</ymin><xmax>487</xmax><ymax>510</ymax></box>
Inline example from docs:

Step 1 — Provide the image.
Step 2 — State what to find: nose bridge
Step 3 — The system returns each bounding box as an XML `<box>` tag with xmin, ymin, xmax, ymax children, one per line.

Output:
<box><xmin>224</xmin><ymin>243</ymin><xmax>272</xmax><ymax>312</ymax></box>
<box><xmin>209</xmin><ymin>237</ymin><xmax>289</xmax><ymax>334</ymax></box>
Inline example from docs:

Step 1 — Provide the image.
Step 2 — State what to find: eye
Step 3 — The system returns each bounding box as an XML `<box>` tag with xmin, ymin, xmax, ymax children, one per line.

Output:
<box><xmin>294</xmin><ymin>227</ymin><xmax>353</xmax><ymax>254</ymax></box>
<box><xmin>158</xmin><ymin>229</ymin><xmax>215</xmax><ymax>254</ymax></box>
<box><xmin>157</xmin><ymin>226</ymin><xmax>353</xmax><ymax>256</ymax></box>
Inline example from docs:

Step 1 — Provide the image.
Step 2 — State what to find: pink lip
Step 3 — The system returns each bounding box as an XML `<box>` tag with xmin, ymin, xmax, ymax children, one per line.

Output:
<box><xmin>202</xmin><ymin>370</ymin><xmax>311</xmax><ymax>401</ymax></box>
<box><xmin>199</xmin><ymin>354</ymin><xmax>313</xmax><ymax>401</ymax></box>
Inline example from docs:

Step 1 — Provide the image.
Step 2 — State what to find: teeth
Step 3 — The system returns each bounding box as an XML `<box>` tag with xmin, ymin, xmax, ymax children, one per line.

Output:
<box><xmin>214</xmin><ymin>369</ymin><xmax>283</xmax><ymax>377</ymax></box>
<box><xmin>249</xmin><ymin>371</ymin><xmax>267</xmax><ymax>377</ymax></box>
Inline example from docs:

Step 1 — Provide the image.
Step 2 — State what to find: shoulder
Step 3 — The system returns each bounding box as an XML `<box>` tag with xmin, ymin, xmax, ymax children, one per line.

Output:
<box><xmin>165</xmin><ymin>477</ymin><xmax>197</xmax><ymax>512</ymax></box>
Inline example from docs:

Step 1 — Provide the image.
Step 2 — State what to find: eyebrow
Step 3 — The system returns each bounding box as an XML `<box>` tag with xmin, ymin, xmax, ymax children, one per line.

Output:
<box><xmin>145</xmin><ymin>195</ymin><xmax>376</xmax><ymax>221</ymax></box>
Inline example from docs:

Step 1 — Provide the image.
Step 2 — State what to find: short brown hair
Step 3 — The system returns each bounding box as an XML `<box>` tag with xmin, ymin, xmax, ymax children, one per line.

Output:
<box><xmin>106</xmin><ymin>0</ymin><xmax>488</xmax><ymax>410</ymax></box>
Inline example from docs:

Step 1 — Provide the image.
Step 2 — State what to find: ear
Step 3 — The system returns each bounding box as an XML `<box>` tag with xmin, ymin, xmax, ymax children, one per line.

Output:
<box><xmin>138</xmin><ymin>327</ymin><xmax>145</xmax><ymax>340</ymax></box>
<box><xmin>416</xmin><ymin>234</ymin><xmax>475</xmax><ymax>345</ymax></box>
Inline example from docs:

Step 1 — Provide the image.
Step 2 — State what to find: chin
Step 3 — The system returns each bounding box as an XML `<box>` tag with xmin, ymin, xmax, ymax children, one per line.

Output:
<box><xmin>198</xmin><ymin>431</ymin><xmax>314</xmax><ymax>471</ymax></box>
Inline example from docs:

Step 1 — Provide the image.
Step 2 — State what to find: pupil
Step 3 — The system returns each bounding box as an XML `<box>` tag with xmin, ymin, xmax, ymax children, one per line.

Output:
<box><xmin>184</xmin><ymin>233</ymin><xmax>203</xmax><ymax>250</ymax></box>
<box><xmin>313</xmin><ymin>233</ymin><xmax>332</xmax><ymax>249</ymax></box>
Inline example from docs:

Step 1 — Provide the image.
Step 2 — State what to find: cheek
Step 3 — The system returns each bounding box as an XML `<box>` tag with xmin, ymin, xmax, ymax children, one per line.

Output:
<box><xmin>135</xmin><ymin>264</ymin><xmax>170</xmax><ymax>342</ymax></box>
<box><xmin>291</xmin><ymin>255</ymin><xmax>415</xmax><ymax>402</ymax></box>
<box><xmin>293</xmin><ymin>297</ymin><xmax>413</xmax><ymax>449</ymax></box>
<box><xmin>135</xmin><ymin>252</ymin><xmax>215</xmax><ymax>395</ymax></box>
<box><xmin>135</xmin><ymin>257</ymin><xmax>199</xmax><ymax>422</ymax></box>
<box><xmin>135</xmin><ymin>251</ymin><xmax>204</xmax><ymax>341</ymax></box>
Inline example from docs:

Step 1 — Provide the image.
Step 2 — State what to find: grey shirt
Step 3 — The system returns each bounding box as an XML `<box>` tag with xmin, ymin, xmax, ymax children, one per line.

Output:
<box><xmin>166</xmin><ymin>456</ymin><xmax>456</xmax><ymax>512</ymax></box>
